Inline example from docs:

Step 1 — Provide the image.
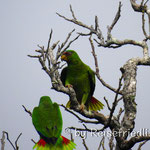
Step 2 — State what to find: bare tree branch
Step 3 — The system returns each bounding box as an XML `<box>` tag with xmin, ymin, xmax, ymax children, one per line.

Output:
<box><xmin>116</xmin><ymin>108</ymin><xmax>124</xmax><ymax>122</ymax></box>
<box><xmin>96</xmin><ymin>75</ymin><xmax>123</xmax><ymax>132</ymax></box>
<box><xmin>104</xmin><ymin>97</ymin><xmax>112</xmax><ymax>111</ymax></box>
<box><xmin>1</xmin><ymin>132</ymin><xmax>5</xmax><ymax>150</ymax></box>
<box><xmin>46</xmin><ymin>29</ymin><xmax>53</xmax><ymax>52</ymax></box>
<box><xmin>15</xmin><ymin>133</ymin><xmax>22</xmax><ymax>150</ymax></box>
<box><xmin>22</xmin><ymin>105</ymin><xmax>32</xmax><ymax>117</ymax></box>
<box><xmin>130</xmin><ymin>0</ymin><xmax>150</xmax><ymax>39</ymax></box>
<box><xmin>68</xmin><ymin>126</ymin><xmax>91</xmax><ymax>132</ymax></box>
<box><xmin>98</xmin><ymin>136</ymin><xmax>106</xmax><ymax>150</ymax></box>
<box><xmin>130</xmin><ymin>0</ymin><xmax>147</xmax><ymax>12</ymax></box>
<box><xmin>107</xmin><ymin>2</ymin><xmax>122</xmax><ymax>40</ymax></box>
<box><xmin>105</xmin><ymin>75</ymin><xmax>123</xmax><ymax>128</ymax></box>
<box><xmin>3</xmin><ymin>131</ymin><xmax>16</xmax><ymax>150</ymax></box>
<box><xmin>3</xmin><ymin>131</ymin><xmax>22</xmax><ymax>150</ymax></box>
<box><xmin>89</xmin><ymin>36</ymin><xmax>123</xmax><ymax>95</ymax></box>
<box><xmin>31</xmin><ymin>139</ymin><xmax>36</xmax><ymax>144</ymax></box>
<box><xmin>57</xmin><ymin>6</ymin><xmax>105</xmax><ymax>40</ymax></box>
<box><xmin>56</xmin><ymin>29</ymin><xmax>77</xmax><ymax>60</ymax></box>
<box><xmin>60</xmin><ymin>104</ymin><xmax>100</xmax><ymax>124</ymax></box>
<box><xmin>137</xmin><ymin>140</ymin><xmax>148</xmax><ymax>150</ymax></box>
<box><xmin>81</xmin><ymin>137</ymin><xmax>89</xmax><ymax>150</ymax></box>
<box><xmin>69</xmin><ymin>5</ymin><xmax>77</xmax><ymax>21</ymax></box>
<box><xmin>142</xmin><ymin>12</ymin><xmax>148</xmax><ymax>39</ymax></box>
<box><xmin>124</xmin><ymin>135</ymin><xmax>150</xmax><ymax>150</ymax></box>
<box><xmin>108</xmin><ymin>131</ymin><xmax>115</xmax><ymax>150</ymax></box>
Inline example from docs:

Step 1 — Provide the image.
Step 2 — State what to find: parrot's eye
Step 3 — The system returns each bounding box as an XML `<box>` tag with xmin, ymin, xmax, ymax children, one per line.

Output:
<box><xmin>63</xmin><ymin>51</ymin><xmax>72</xmax><ymax>56</ymax></box>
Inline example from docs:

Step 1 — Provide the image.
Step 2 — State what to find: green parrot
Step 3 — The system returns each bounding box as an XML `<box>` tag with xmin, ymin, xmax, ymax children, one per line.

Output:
<box><xmin>32</xmin><ymin>96</ymin><xmax>76</xmax><ymax>150</ymax></box>
<box><xmin>60</xmin><ymin>50</ymin><xmax>104</xmax><ymax>111</ymax></box>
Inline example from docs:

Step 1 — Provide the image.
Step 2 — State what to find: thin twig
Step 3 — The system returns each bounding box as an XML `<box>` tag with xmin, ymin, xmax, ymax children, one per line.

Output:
<box><xmin>56</xmin><ymin>29</ymin><xmax>80</xmax><ymax>60</ymax></box>
<box><xmin>58</xmin><ymin>29</ymin><xmax>75</xmax><ymax>51</ymax></box>
<box><xmin>98</xmin><ymin>75</ymin><xmax>123</xmax><ymax>132</ymax></box>
<box><xmin>68</xmin><ymin>126</ymin><xmax>91</xmax><ymax>132</ymax></box>
<box><xmin>31</xmin><ymin>139</ymin><xmax>36</xmax><ymax>144</ymax></box>
<box><xmin>144</xmin><ymin>0</ymin><xmax>149</xmax><ymax>5</ymax></box>
<box><xmin>27</xmin><ymin>55</ymin><xmax>41</xmax><ymax>58</ymax></box>
<box><xmin>1</xmin><ymin>131</ymin><xmax>5</xmax><ymax>150</ymax></box>
<box><xmin>3</xmin><ymin>131</ymin><xmax>16</xmax><ymax>150</ymax></box>
<box><xmin>89</xmin><ymin>36</ymin><xmax>122</xmax><ymax>95</ymax></box>
<box><xmin>137</xmin><ymin>140</ymin><xmax>148</xmax><ymax>150</ymax></box>
<box><xmin>77</xmin><ymin>124</ymin><xmax>89</xmax><ymax>150</ymax></box>
<box><xmin>117</xmin><ymin>108</ymin><xmax>124</xmax><ymax>121</ymax></box>
<box><xmin>107</xmin><ymin>2</ymin><xmax>122</xmax><ymax>39</ymax></box>
<box><xmin>142</xmin><ymin>12</ymin><xmax>148</xmax><ymax>39</ymax></box>
<box><xmin>46</xmin><ymin>29</ymin><xmax>53</xmax><ymax>52</ymax></box>
<box><xmin>109</xmin><ymin>131</ymin><xmax>115</xmax><ymax>150</ymax></box>
<box><xmin>60</xmin><ymin>104</ymin><xmax>99</xmax><ymax>124</ymax></box>
<box><xmin>70</xmin><ymin>5</ymin><xmax>77</xmax><ymax>20</ymax></box>
<box><xmin>22</xmin><ymin>105</ymin><xmax>32</xmax><ymax>117</ymax></box>
<box><xmin>104</xmin><ymin>97</ymin><xmax>111</xmax><ymax>111</ymax></box>
<box><xmin>62</xmin><ymin>34</ymin><xmax>80</xmax><ymax>54</ymax></box>
<box><xmin>106</xmin><ymin>75</ymin><xmax>123</xmax><ymax>127</ymax></box>
<box><xmin>15</xmin><ymin>133</ymin><xmax>22</xmax><ymax>150</ymax></box>
<box><xmin>82</xmin><ymin>138</ymin><xmax>89</xmax><ymax>150</ymax></box>
<box><xmin>98</xmin><ymin>136</ymin><xmax>106</xmax><ymax>150</ymax></box>
<box><xmin>68</xmin><ymin>124</ymin><xmax>93</xmax><ymax>132</ymax></box>
<box><xmin>3</xmin><ymin>131</ymin><xmax>22</xmax><ymax>150</ymax></box>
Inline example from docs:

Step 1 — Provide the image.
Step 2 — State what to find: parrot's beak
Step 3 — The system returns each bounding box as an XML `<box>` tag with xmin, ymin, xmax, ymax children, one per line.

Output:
<box><xmin>61</xmin><ymin>54</ymin><xmax>67</xmax><ymax>61</ymax></box>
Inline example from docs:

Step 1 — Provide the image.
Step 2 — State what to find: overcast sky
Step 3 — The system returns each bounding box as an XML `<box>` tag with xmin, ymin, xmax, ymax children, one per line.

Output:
<box><xmin>0</xmin><ymin>0</ymin><xmax>150</xmax><ymax>149</ymax></box>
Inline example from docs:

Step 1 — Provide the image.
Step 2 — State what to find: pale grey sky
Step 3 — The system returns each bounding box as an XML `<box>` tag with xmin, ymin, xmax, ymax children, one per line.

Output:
<box><xmin>0</xmin><ymin>0</ymin><xmax>150</xmax><ymax>149</ymax></box>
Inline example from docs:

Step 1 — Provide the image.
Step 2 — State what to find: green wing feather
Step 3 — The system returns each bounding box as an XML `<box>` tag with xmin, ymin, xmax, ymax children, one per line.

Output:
<box><xmin>60</xmin><ymin>67</ymin><xmax>67</xmax><ymax>86</ymax></box>
<box><xmin>87</xmin><ymin>68</ymin><xmax>95</xmax><ymax>96</ymax></box>
<box><xmin>87</xmin><ymin>68</ymin><xmax>104</xmax><ymax>111</ymax></box>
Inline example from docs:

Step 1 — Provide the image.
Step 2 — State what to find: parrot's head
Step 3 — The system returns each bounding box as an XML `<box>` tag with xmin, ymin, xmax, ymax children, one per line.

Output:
<box><xmin>39</xmin><ymin>96</ymin><xmax>53</xmax><ymax>109</ymax></box>
<box><xmin>61</xmin><ymin>50</ymin><xmax>80</xmax><ymax>64</ymax></box>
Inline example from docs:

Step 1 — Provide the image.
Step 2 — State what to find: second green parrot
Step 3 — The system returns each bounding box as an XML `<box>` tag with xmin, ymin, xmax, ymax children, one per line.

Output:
<box><xmin>61</xmin><ymin>50</ymin><xmax>104</xmax><ymax>111</ymax></box>
<box><xmin>32</xmin><ymin>96</ymin><xmax>76</xmax><ymax>150</ymax></box>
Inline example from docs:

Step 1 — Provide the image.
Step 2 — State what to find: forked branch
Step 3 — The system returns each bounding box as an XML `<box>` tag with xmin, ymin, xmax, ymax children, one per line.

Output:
<box><xmin>2</xmin><ymin>131</ymin><xmax>22</xmax><ymax>150</ymax></box>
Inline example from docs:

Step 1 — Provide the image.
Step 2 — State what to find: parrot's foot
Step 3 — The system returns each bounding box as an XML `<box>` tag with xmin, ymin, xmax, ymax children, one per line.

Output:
<box><xmin>80</xmin><ymin>104</ymin><xmax>85</xmax><ymax>112</ymax></box>
<box><xmin>65</xmin><ymin>84</ymin><xmax>73</xmax><ymax>88</ymax></box>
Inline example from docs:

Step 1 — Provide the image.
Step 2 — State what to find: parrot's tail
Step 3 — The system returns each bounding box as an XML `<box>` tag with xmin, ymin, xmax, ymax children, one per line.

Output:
<box><xmin>61</xmin><ymin>136</ymin><xmax>76</xmax><ymax>150</ymax></box>
<box><xmin>33</xmin><ymin>137</ymin><xmax>76</xmax><ymax>150</ymax></box>
<box><xmin>33</xmin><ymin>139</ymin><xmax>49</xmax><ymax>150</ymax></box>
<box><xmin>66</xmin><ymin>97</ymin><xmax>104</xmax><ymax>112</ymax></box>
<box><xmin>89</xmin><ymin>97</ymin><xmax>104</xmax><ymax>111</ymax></box>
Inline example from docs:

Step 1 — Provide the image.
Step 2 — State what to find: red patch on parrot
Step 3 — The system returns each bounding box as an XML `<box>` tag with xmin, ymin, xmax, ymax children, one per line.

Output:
<box><xmin>62</xmin><ymin>136</ymin><xmax>70</xmax><ymax>145</ymax></box>
<box><xmin>91</xmin><ymin>97</ymin><xmax>98</xmax><ymax>104</ymax></box>
<box><xmin>37</xmin><ymin>139</ymin><xmax>46</xmax><ymax>147</ymax></box>
<box><xmin>63</xmin><ymin>51</ymin><xmax>72</xmax><ymax>56</ymax></box>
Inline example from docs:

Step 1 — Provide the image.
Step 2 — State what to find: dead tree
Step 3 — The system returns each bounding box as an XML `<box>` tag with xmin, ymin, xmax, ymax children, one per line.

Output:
<box><xmin>28</xmin><ymin>1</ymin><xmax>150</xmax><ymax>150</ymax></box>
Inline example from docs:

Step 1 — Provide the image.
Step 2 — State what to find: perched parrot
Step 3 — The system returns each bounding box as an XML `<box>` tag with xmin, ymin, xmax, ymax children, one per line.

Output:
<box><xmin>32</xmin><ymin>96</ymin><xmax>76</xmax><ymax>150</ymax></box>
<box><xmin>61</xmin><ymin>50</ymin><xmax>104</xmax><ymax>111</ymax></box>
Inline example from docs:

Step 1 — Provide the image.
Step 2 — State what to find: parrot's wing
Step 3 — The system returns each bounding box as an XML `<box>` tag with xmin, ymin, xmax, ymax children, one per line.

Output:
<box><xmin>87</xmin><ymin>68</ymin><xmax>95</xmax><ymax>96</ymax></box>
<box><xmin>60</xmin><ymin>67</ymin><xmax>68</xmax><ymax>86</ymax></box>
<box><xmin>61</xmin><ymin>136</ymin><xmax>76</xmax><ymax>150</ymax></box>
<box><xmin>52</xmin><ymin>102</ymin><xmax>63</xmax><ymax>137</ymax></box>
<box><xmin>87</xmin><ymin>68</ymin><xmax>104</xmax><ymax>111</ymax></box>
